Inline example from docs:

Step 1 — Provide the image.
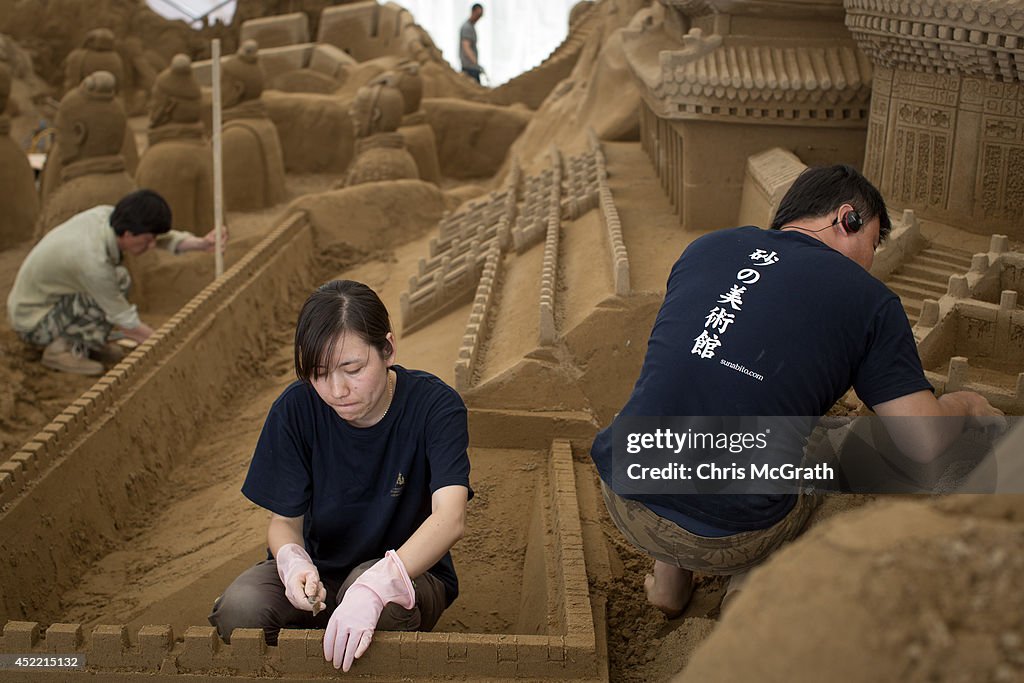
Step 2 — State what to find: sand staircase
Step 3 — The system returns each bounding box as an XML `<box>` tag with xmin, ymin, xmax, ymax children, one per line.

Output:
<box><xmin>886</xmin><ymin>243</ymin><xmax>974</xmax><ymax>324</ymax></box>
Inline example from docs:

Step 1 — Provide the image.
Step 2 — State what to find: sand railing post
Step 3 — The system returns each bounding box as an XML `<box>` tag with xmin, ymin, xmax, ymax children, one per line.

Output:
<box><xmin>212</xmin><ymin>38</ymin><xmax>225</xmax><ymax>279</ymax></box>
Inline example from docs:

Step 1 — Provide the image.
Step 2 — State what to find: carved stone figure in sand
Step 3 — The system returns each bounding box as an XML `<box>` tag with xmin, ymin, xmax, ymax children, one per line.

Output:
<box><xmin>37</xmin><ymin>71</ymin><xmax>137</xmax><ymax>236</ymax></box>
<box><xmin>42</xmin><ymin>28</ymin><xmax>139</xmax><ymax>201</ymax></box>
<box><xmin>220</xmin><ymin>40</ymin><xmax>287</xmax><ymax>211</ymax></box>
<box><xmin>136</xmin><ymin>54</ymin><xmax>213</xmax><ymax>233</ymax></box>
<box><xmin>0</xmin><ymin>61</ymin><xmax>39</xmax><ymax>249</ymax></box>
<box><xmin>376</xmin><ymin>62</ymin><xmax>441</xmax><ymax>184</ymax></box>
<box><xmin>343</xmin><ymin>80</ymin><xmax>419</xmax><ymax>188</ymax></box>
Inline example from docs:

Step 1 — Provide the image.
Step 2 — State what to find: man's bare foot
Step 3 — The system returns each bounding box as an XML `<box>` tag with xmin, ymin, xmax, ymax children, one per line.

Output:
<box><xmin>644</xmin><ymin>560</ymin><xmax>693</xmax><ymax>618</ymax></box>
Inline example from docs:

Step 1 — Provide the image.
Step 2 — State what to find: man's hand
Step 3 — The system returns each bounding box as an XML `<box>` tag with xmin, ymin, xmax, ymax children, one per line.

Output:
<box><xmin>117</xmin><ymin>322</ymin><xmax>154</xmax><ymax>344</ymax></box>
<box><xmin>941</xmin><ymin>391</ymin><xmax>1006</xmax><ymax>433</ymax></box>
<box><xmin>178</xmin><ymin>226</ymin><xmax>229</xmax><ymax>253</ymax></box>
<box><xmin>876</xmin><ymin>389</ymin><xmax>1005</xmax><ymax>463</ymax></box>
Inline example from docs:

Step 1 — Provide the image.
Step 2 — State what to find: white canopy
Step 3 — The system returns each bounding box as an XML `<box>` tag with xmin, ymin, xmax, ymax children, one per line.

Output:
<box><xmin>146</xmin><ymin>1</ymin><xmax>579</xmax><ymax>86</ymax></box>
<box><xmin>146</xmin><ymin>0</ymin><xmax>237</xmax><ymax>26</ymax></box>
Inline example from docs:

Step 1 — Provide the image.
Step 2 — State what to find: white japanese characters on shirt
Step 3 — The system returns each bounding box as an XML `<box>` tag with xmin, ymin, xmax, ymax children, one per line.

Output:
<box><xmin>690</xmin><ymin>248</ymin><xmax>780</xmax><ymax>360</ymax></box>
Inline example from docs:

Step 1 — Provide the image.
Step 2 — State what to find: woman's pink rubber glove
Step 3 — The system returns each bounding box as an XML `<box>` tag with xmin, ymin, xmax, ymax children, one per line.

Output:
<box><xmin>275</xmin><ymin>543</ymin><xmax>326</xmax><ymax>612</ymax></box>
<box><xmin>323</xmin><ymin>550</ymin><xmax>416</xmax><ymax>671</ymax></box>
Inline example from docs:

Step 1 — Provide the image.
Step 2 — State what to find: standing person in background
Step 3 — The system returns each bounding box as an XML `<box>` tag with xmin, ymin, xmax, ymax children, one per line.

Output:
<box><xmin>459</xmin><ymin>4</ymin><xmax>484</xmax><ymax>83</ymax></box>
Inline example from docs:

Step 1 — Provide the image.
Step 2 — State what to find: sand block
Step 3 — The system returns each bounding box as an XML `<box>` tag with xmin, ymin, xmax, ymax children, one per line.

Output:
<box><xmin>318</xmin><ymin>1</ymin><xmax>380</xmax><ymax>55</ymax></box>
<box><xmin>258</xmin><ymin>43</ymin><xmax>314</xmax><ymax>81</ymax></box>
<box><xmin>240</xmin><ymin>12</ymin><xmax>309</xmax><ymax>48</ymax></box>
<box><xmin>737</xmin><ymin>147</ymin><xmax>806</xmax><ymax>229</ymax></box>
<box><xmin>44</xmin><ymin>624</ymin><xmax>82</xmax><ymax>652</ymax></box>
<box><xmin>308</xmin><ymin>43</ymin><xmax>357</xmax><ymax>78</ymax></box>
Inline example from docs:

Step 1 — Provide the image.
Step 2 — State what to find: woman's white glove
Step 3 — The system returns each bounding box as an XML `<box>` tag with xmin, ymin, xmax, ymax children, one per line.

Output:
<box><xmin>276</xmin><ymin>543</ymin><xmax>327</xmax><ymax>613</ymax></box>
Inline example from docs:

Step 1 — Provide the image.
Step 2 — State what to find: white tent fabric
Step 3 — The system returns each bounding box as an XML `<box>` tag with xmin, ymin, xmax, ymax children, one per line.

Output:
<box><xmin>145</xmin><ymin>1</ymin><xmax>578</xmax><ymax>86</ymax></box>
<box><xmin>398</xmin><ymin>1</ymin><xmax>579</xmax><ymax>86</ymax></box>
<box><xmin>147</xmin><ymin>0</ymin><xmax>238</xmax><ymax>25</ymax></box>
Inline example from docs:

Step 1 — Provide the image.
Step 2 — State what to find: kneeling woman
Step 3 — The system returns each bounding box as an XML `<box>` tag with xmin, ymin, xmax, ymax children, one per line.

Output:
<box><xmin>210</xmin><ymin>280</ymin><xmax>472</xmax><ymax>671</ymax></box>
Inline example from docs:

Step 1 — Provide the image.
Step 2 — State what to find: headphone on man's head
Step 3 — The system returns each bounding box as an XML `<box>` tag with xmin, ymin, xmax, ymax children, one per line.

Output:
<box><xmin>838</xmin><ymin>209</ymin><xmax>863</xmax><ymax>234</ymax></box>
<box><xmin>782</xmin><ymin>208</ymin><xmax>863</xmax><ymax>235</ymax></box>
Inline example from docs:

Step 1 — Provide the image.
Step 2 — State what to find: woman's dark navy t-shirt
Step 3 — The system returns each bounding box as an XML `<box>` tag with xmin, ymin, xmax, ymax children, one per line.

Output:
<box><xmin>241</xmin><ymin>365</ymin><xmax>472</xmax><ymax>605</ymax></box>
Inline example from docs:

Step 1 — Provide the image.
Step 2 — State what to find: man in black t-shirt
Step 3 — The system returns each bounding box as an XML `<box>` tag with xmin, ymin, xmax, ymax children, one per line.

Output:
<box><xmin>591</xmin><ymin>165</ymin><xmax>1002</xmax><ymax>617</ymax></box>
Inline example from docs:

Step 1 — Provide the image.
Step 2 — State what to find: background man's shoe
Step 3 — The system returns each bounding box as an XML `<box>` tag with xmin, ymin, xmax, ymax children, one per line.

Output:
<box><xmin>90</xmin><ymin>342</ymin><xmax>126</xmax><ymax>365</ymax></box>
<box><xmin>41</xmin><ymin>338</ymin><xmax>104</xmax><ymax>376</ymax></box>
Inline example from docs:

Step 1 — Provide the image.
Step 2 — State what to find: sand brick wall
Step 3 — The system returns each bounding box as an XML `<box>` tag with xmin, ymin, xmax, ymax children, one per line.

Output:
<box><xmin>0</xmin><ymin>440</ymin><xmax>599</xmax><ymax>680</ymax></box>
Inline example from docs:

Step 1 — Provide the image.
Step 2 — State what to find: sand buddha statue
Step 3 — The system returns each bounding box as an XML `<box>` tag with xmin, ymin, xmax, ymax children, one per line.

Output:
<box><xmin>136</xmin><ymin>54</ymin><xmax>213</xmax><ymax>232</ymax></box>
<box><xmin>42</xmin><ymin>28</ymin><xmax>139</xmax><ymax>200</ymax></box>
<box><xmin>220</xmin><ymin>40</ymin><xmax>287</xmax><ymax>210</ymax></box>
<box><xmin>0</xmin><ymin>60</ymin><xmax>39</xmax><ymax>249</ymax></box>
<box><xmin>379</xmin><ymin>61</ymin><xmax>441</xmax><ymax>184</ymax></box>
<box><xmin>37</xmin><ymin>70</ymin><xmax>137</xmax><ymax>235</ymax></box>
<box><xmin>343</xmin><ymin>79</ymin><xmax>419</xmax><ymax>188</ymax></box>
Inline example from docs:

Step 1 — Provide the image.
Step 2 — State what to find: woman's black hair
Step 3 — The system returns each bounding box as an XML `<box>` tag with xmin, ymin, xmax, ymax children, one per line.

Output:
<box><xmin>770</xmin><ymin>165</ymin><xmax>892</xmax><ymax>240</ymax></box>
<box><xmin>294</xmin><ymin>280</ymin><xmax>393</xmax><ymax>382</ymax></box>
<box><xmin>109</xmin><ymin>189</ymin><xmax>173</xmax><ymax>236</ymax></box>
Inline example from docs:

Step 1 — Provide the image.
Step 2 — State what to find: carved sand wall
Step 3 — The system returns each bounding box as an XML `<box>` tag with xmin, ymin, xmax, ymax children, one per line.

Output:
<box><xmin>847</xmin><ymin>0</ymin><xmax>1024</xmax><ymax>238</ymax></box>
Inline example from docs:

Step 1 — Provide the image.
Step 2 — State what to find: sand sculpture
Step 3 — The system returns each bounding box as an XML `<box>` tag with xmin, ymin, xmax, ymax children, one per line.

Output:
<box><xmin>63</xmin><ymin>29</ymin><xmax>125</xmax><ymax>96</ymax></box>
<box><xmin>847</xmin><ymin>0</ymin><xmax>1024</xmax><ymax>239</ymax></box>
<box><xmin>342</xmin><ymin>78</ymin><xmax>419</xmax><ymax>187</ymax></box>
<box><xmin>2</xmin><ymin>1</ymin><xmax>1024</xmax><ymax>681</ymax></box>
<box><xmin>382</xmin><ymin>61</ymin><xmax>442</xmax><ymax>184</ymax></box>
<box><xmin>0</xmin><ymin>60</ymin><xmax>38</xmax><ymax>249</ymax></box>
<box><xmin>136</xmin><ymin>54</ymin><xmax>213</xmax><ymax>233</ymax></box>
<box><xmin>36</xmin><ymin>70</ymin><xmax>137</xmax><ymax>236</ymax></box>
<box><xmin>220</xmin><ymin>40</ymin><xmax>288</xmax><ymax>211</ymax></box>
<box><xmin>39</xmin><ymin>28</ymin><xmax>139</xmax><ymax>201</ymax></box>
<box><xmin>622</xmin><ymin>0</ymin><xmax>872</xmax><ymax>229</ymax></box>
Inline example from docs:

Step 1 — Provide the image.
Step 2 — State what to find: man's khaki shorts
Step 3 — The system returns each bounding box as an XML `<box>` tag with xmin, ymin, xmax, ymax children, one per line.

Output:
<box><xmin>600</xmin><ymin>481</ymin><xmax>820</xmax><ymax>575</ymax></box>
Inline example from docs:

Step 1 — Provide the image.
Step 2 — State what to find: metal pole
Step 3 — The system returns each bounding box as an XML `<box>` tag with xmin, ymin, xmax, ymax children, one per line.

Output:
<box><xmin>212</xmin><ymin>39</ymin><xmax>224</xmax><ymax>279</ymax></box>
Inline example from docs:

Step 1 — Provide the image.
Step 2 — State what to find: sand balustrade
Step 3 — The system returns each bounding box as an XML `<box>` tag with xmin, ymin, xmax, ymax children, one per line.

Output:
<box><xmin>454</xmin><ymin>244</ymin><xmax>502</xmax><ymax>392</ymax></box>
<box><xmin>400</xmin><ymin>162</ymin><xmax>519</xmax><ymax>333</ymax></box>
<box><xmin>538</xmin><ymin>146</ymin><xmax>564</xmax><ymax>346</ymax></box>
<box><xmin>590</xmin><ymin>131</ymin><xmax>629</xmax><ymax>298</ymax></box>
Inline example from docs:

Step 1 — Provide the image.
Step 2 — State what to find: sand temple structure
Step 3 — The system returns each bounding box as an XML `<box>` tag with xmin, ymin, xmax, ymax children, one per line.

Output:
<box><xmin>622</xmin><ymin>0</ymin><xmax>873</xmax><ymax>229</ymax></box>
<box><xmin>0</xmin><ymin>60</ymin><xmax>38</xmax><ymax>249</ymax></box>
<box><xmin>0</xmin><ymin>1</ymin><xmax>1022</xmax><ymax>682</ymax></box>
<box><xmin>136</xmin><ymin>54</ymin><xmax>214</xmax><ymax>233</ymax></box>
<box><xmin>40</xmin><ymin>28</ymin><xmax>140</xmax><ymax>201</ymax></box>
<box><xmin>220</xmin><ymin>40</ymin><xmax>288</xmax><ymax>211</ymax></box>
<box><xmin>388</xmin><ymin>61</ymin><xmax>442</xmax><ymax>184</ymax></box>
<box><xmin>36</xmin><ymin>70</ymin><xmax>137</xmax><ymax>236</ymax></box>
<box><xmin>343</xmin><ymin>77</ymin><xmax>420</xmax><ymax>187</ymax></box>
